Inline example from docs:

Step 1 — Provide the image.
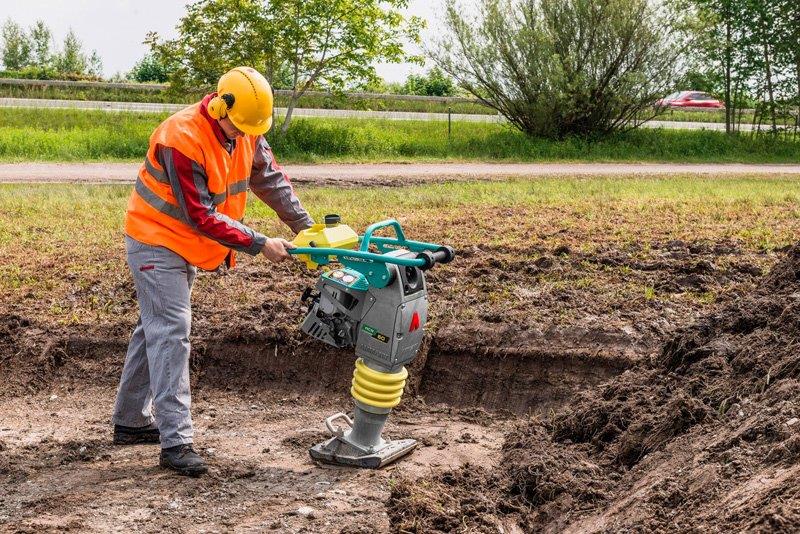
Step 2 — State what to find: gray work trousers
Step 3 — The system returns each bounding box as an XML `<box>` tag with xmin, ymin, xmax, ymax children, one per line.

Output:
<box><xmin>112</xmin><ymin>236</ymin><xmax>197</xmax><ymax>449</ymax></box>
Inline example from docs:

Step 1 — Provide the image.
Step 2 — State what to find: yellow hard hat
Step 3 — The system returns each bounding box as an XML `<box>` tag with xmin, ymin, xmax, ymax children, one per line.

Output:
<box><xmin>207</xmin><ymin>67</ymin><xmax>273</xmax><ymax>136</ymax></box>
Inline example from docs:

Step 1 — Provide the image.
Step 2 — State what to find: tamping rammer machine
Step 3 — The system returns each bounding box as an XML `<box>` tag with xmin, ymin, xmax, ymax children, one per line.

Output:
<box><xmin>289</xmin><ymin>215</ymin><xmax>455</xmax><ymax>468</ymax></box>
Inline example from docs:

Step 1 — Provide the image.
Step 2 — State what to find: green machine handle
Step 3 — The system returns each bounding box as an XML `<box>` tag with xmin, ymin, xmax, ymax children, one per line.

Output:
<box><xmin>288</xmin><ymin>246</ymin><xmax>426</xmax><ymax>267</ymax></box>
<box><xmin>359</xmin><ymin>220</ymin><xmax>407</xmax><ymax>251</ymax></box>
<box><xmin>288</xmin><ymin>219</ymin><xmax>455</xmax><ymax>288</ymax></box>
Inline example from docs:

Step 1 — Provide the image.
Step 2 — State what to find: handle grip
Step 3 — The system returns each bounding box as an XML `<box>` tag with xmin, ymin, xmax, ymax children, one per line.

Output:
<box><xmin>416</xmin><ymin>246</ymin><xmax>456</xmax><ymax>270</ymax></box>
<box><xmin>431</xmin><ymin>246</ymin><xmax>456</xmax><ymax>263</ymax></box>
<box><xmin>289</xmin><ymin>246</ymin><xmax>426</xmax><ymax>267</ymax></box>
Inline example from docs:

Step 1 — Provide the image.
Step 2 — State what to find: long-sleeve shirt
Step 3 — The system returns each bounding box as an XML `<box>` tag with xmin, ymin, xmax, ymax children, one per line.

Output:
<box><xmin>249</xmin><ymin>136</ymin><xmax>315</xmax><ymax>235</ymax></box>
<box><xmin>158</xmin><ymin>132</ymin><xmax>313</xmax><ymax>258</ymax></box>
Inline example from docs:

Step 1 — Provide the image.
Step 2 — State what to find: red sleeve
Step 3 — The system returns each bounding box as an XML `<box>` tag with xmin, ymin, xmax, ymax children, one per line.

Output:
<box><xmin>164</xmin><ymin>146</ymin><xmax>266</xmax><ymax>255</ymax></box>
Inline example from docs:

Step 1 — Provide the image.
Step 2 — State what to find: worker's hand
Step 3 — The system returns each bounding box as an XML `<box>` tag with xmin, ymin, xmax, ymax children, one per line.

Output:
<box><xmin>261</xmin><ymin>238</ymin><xmax>295</xmax><ymax>263</ymax></box>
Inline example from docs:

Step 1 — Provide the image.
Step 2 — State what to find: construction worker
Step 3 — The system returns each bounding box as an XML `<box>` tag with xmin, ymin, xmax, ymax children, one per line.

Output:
<box><xmin>110</xmin><ymin>67</ymin><xmax>313</xmax><ymax>477</ymax></box>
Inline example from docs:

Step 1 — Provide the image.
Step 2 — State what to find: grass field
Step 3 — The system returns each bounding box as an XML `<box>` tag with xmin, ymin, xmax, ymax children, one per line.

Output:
<box><xmin>0</xmin><ymin>174</ymin><xmax>798</xmax><ymax>334</ymax></box>
<box><xmin>663</xmin><ymin>108</ymin><xmax>797</xmax><ymax>126</ymax></box>
<box><xmin>1</xmin><ymin>108</ymin><xmax>798</xmax><ymax>164</ymax></box>
<box><xmin>2</xmin><ymin>175</ymin><xmax>799</xmax><ymax>302</ymax></box>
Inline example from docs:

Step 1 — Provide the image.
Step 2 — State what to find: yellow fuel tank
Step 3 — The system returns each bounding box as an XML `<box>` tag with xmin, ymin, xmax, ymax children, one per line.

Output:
<box><xmin>292</xmin><ymin>214</ymin><xmax>359</xmax><ymax>269</ymax></box>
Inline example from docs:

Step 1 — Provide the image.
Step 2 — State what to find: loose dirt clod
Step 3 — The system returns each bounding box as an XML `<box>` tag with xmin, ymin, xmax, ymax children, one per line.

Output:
<box><xmin>389</xmin><ymin>243</ymin><xmax>800</xmax><ymax>532</ymax></box>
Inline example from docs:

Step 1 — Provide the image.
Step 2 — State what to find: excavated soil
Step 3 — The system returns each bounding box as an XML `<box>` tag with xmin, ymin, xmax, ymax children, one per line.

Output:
<box><xmin>388</xmin><ymin>244</ymin><xmax>800</xmax><ymax>533</ymax></box>
<box><xmin>0</xmin><ymin>224</ymin><xmax>788</xmax><ymax>531</ymax></box>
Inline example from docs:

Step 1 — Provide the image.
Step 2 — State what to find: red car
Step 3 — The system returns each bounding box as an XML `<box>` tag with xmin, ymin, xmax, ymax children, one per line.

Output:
<box><xmin>656</xmin><ymin>91</ymin><xmax>725</xmax><ymax>109</ymax></box>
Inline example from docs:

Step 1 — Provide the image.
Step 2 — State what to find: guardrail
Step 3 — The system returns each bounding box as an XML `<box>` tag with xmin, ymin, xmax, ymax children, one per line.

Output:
<box><xmin>0</xmin><ymin>97</ymin><xmax>502</xmax><ymax>123</ymax></box>
<box><xmin>0</xmin><ymin>78</ymin><xmax>755</xmax><ymax>114</ymax></box>
<box><xmin>0</xmin><ymin>77</ymin><xmax>479</xmax><ymax>105</ymax></box>
<box><xmin>1</xmin><ymin>97</ymin><xmax>761</xmax><ymax>131</ymax></box>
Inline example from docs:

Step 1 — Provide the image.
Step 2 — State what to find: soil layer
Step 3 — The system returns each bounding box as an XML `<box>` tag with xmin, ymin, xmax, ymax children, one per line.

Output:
<box><xmin>0</xmin><ymin>236</ymin><xmax>779</xmax><ymax>532</ymax></box>
<box><xmin>388</xmin><ymin>244</ymin><xmax>800</xmax><ymax>533</ymax></box>
<box><xmin>1</xmin><ymin>179</ymin><xmax>796</xmax><ymax>532</ymax></box>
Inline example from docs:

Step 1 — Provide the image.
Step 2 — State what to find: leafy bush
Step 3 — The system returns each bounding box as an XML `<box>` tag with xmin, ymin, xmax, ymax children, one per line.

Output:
<box><xmin>0</xmin><ymin>66</ymin><xmax>59</xmax><ymax>79</ymax></box>
<box><xmin>128</xmin><ymin>54</ymin><xmax>170</xmax><ymax>83</ymax></box>
<box><xmin>401</xmin><ymin>67</ymin><xmax>457</xmax><ymax>97</ymax></box>
<box><xmin>433</xmin><ymin>0</ymin><xmax>686</xmax><ymax>138</ymax></box>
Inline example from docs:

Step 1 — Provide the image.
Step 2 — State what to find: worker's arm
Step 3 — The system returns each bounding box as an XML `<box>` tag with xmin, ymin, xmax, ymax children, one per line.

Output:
<box><xmin>249</xmin><ymin>136</ymin><xmax>314</xmax><ymax>234</ymax></box>
<box><xmin>159</xmin><ymin>145</ymin><xmax>267</xmax><ymax>256</ymax></box>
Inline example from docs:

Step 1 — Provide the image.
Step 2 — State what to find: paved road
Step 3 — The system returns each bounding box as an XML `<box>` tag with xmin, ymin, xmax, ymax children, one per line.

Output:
<box><xmin>1</xmin><ymin>162</ymin><xmax>799</xmax><ymax>187</ymax></box>
<box><xmin>0</xmin><ymin>97</ymin><xmax>758</xmax><ymax>131</ymax></box>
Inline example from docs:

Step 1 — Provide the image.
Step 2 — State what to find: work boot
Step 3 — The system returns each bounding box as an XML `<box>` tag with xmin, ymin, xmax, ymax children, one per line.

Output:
<box><xmin>159</xmin><ymin>444</ymin><xmax>208</xmax><ymax>477</ymax></box>
<box><xmin>113</xmin><ymin>423</ymin><xmax>160</xmax><ymax>445</ymax></box>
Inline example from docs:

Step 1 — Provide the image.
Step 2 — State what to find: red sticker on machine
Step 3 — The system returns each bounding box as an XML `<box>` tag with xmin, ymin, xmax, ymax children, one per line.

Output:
<box><xmin>409</xmin><ymin>311</ymin><xmax>421</xmax><ymax>332</ymax></box>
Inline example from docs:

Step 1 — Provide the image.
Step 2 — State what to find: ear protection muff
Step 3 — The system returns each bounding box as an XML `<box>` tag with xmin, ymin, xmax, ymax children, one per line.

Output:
<box><xmin>207</xmin><ymin>93</ymin><xmax>235</xmax><ymax>120</ymax></box>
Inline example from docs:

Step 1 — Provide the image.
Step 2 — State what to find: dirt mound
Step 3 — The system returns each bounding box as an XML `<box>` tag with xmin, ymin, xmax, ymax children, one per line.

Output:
<box><xmin>389</xmin><ymin>244</ymin><xmax>800</xmax><ymax>532</ymax></box>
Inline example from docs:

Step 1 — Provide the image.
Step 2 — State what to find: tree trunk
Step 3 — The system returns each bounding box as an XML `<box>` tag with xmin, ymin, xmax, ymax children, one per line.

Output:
<box><xmin>280</xmin><ymin>91</ymin><xmax>300</xmax><ymax>135</ymax></box>
<box><xmin>733</xmin><ymin>77</ymin><xmax>744</xmax><ymax>133</ymax></box>
<box><xmin>763</xmin><ymin>43</ymin><xmax>777</xmax><ymax>133</ymax></box>
<box><xmin>724</xmin><ymin>6</ymin><xmax>732</xmax><ymax>135</ymax></box>
<box><xmin>279</xmin><ymin>59</ymin><xmax>302</xmax><ymax>136</ymax></box>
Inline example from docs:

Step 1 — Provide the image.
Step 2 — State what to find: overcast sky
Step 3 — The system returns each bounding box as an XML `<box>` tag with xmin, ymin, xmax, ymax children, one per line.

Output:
<box><xmin>2</xmin><ymin>0</ymin><xmax>445</xmax><ymax>82</ymax></box>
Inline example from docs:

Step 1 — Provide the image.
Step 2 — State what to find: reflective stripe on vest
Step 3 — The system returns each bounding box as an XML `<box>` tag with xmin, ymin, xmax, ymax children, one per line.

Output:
<box><xmin>135</xmin><ymin>178</ymin><xmax>187</xmax><ymax>223</ymax></box>
<box><xmin>144</xmin><ymin>156</ymin><xmax>168</xmax><ymax>184</ymax></box>
<box><xmin>210</xmin><ymin>178</ymin><xmax>249</xmax><ymax>205</ymax></box>
<box><xmin>229</xmin><ymin>178</ymin><xmax>249</xmax><ymax>196</ymax></box>
<box><xmin>135</xmin><ymin>175</ymin><xmax>249</xmax><ymax>221</ymax></box>
<box><xmin>144</xmin><ymin>154</ymin><xmax>247</xmax><ymax>207</ymax></box>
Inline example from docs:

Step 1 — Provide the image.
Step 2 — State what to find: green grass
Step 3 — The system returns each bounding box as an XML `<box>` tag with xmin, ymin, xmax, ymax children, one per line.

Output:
<box><xmin>2</xmin><ymin>177</ymin><xmax>799</xmax><ymax>324</ymax></box>
<box><xmin>1</xmin><ymin>108</ymin><xmax>798</xmax><ymax>164</ymax></box>
<box><xmin>0</xmin><ymin>84</ymin><xmax>491</xmax><ymax>115</ymax></box>
<box><xmin>2</xmin><ymin>176</ymin><xmax>800</xmax><ymax>254</ymax></box>
<box><xmin>661</xmin><ymin>109</ymin><xmax>745</xmax><ymax>123</ymax></box>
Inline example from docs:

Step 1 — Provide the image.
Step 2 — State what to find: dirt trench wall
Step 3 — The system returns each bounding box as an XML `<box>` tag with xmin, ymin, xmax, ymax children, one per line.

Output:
<box><xmin>0</xmin><ymin>310</ymin><xmax>645</xmax><ymax>416</ymax></box>
<box><xmin>420</xmin><ymin>322</ymin><xmax>637</xmax><ymax>413</ymax></box>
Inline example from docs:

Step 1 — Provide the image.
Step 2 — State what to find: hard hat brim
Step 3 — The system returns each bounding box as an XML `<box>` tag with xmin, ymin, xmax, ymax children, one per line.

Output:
<box><xmin>230</xmin><ymin>116</ymin><xmax>273</xmax><ymax>136</ymax></box>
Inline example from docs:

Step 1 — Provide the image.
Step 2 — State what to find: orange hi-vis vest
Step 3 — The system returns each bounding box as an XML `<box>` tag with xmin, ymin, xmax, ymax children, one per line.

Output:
<box><xmin>125</xmin><ymin>101</ymin><xmax>258</xmax><ymax>270</ymax></box>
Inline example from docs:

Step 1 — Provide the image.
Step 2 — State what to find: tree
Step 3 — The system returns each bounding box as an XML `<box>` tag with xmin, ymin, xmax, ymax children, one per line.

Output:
<box><xmin>772</xmin><ymin>0</ymin><xmax>800</xmax><ymax>136</ymax></box>
<box><xmin>146</xmin><ymin>0</ymin><xmax>271</xmax><ymax>91</ymax></box>
<box><xmin>402</xmin><ymin>67</ymin><xmax>456</xmax><ymax>96</ymax></box>
<box><xmin>679</xmin><ymin>69</ymin><xmax>722</xmax><ymax>95</ymax></box>
<box><xmin>269</xmin><ymin>0</ymin><xmax>424</xmax><ymax>133</ymax></box>
<box><xmin>87</xmin><ymin>50</ymin><xmax>103</xmax><ymax>78</ymax></box>
<box><xmin>148</xmin><ymin>0</ymin><xmax>424</xmax><ymax>133</ymax></box>
<box><xmin>129</xmin><ymin>53</ymin><xmax>170</xmax><ymax>83</ymax></box>
<box><xmin>54</xmin><ymin>29</ymin><xmax>87</xmax><ymax>74</ymax></box>
<box><xmin>29</xmin><ymin>20</ymin><xmax>52</xmax><ymax>68</ymax></box>
<box><xmin>431</xmin><ymin>0</ymin><xmax>685</xmax><ymax>138</ymax></box>
<box><xmin>686</xmin><ymin>0</ymin><xmax>798</xmax><ymax>137</ymax></box>
<box><xmin>1</xmin><ymin>19</ymin><xmax>32</xmax><ymax>70</ymax></box>
<box><xmin>1</xmin><ymin>20</ymin><xmax>102</xmax><ymax>79</ymax></box>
